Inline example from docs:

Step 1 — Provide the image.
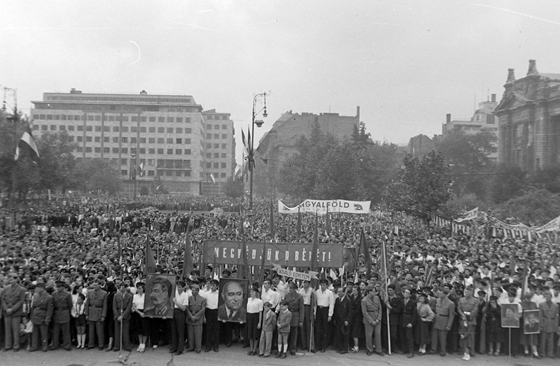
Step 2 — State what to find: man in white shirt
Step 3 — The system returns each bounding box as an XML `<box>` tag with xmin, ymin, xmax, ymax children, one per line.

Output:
<box><xmin>314</xmin><ymin>279</ymin><xmax>334</xmax><ymax>352</ymax></box>
<box><xmin>202</xmin><ymin>279</ymin><xmax>220</xmax><ymax>352</ymax></box>
<box><xmin>170</xmin><ymin>280</ymin><xmax>189</xmax><ymax>355</ymax></box>
<box><xmin>298</xmin><ymin>280</ymin><xmax>314</xmax><ymax>351</ymax></box>
<box><xmin>261</xmin><ymin>279</ymin><xmax>281</xmax><ymax>310</ymax></box>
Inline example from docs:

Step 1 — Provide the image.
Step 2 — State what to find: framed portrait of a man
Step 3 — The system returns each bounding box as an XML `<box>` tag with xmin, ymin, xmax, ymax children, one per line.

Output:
<box><xmin>501</xmin><ymin>303</ymin><xmax>520</xmax><ymax>328</ymax></box>
<box><xmin>523</xmin><ymin>309</ymin><xmax>540</xmax><ymax>335</ymax></box>
<box><xmin>218</xmin><ymin>278</ymin><xmax>248</xmax><ymax>323</ymax></box>
<box><xmin>144</xmin><ymin>274</ymin><xmax>175</xmax><ymax>318</ymax></box>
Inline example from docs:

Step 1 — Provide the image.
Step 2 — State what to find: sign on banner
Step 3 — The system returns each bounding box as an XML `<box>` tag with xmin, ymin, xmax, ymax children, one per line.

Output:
<box><xmin>204</xmin><ymin>240</ymin><xmax>343</xmax><ymax>268</ymax></box>
<box><xmin>272</xmin><ymin>263</ymin><xmax>318</xmax><ymax>281</ymax></box>
<box><xmin>278</xmin><ymin>199</ymin><xmax>371</xmax><ymax>215</ymax></box>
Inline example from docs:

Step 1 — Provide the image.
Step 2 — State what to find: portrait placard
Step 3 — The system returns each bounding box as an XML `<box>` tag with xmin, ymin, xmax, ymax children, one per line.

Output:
<box><xmin>217</xmin><ymin>278</ymin><xmax>248</xmax><ymax>323</ymax></box>
<box><xmin>501</xmin><ymin>303</ymin><xmax>520</xmax><ymax>328</ymax></box>
<box><xmin>144</xmin><ymin>274</ymin><xmax>175</xmax><ymax>319</ymax></box>
<box><xmin>523</xmin><ymin>309</ymin><xmax>540</xmax><ymax>335</ymax></box>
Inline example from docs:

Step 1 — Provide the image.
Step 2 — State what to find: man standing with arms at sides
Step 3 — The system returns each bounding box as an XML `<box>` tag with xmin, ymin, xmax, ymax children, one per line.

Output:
<box><xmin>51</xmin><ymin>280</ymin><xmax>73</xmax><ymax>351</ymax></box>
<box><xmin>334</xmin><ymin>286</ymin><xmax>352</xmax><ymax>354</ymax></box>
<box><xmin>85</xmin><ymin>279</ymin><xmax>108</xmax><ymax>350</ymax></box>
<box><xmin>261</xmin><ymin>279</ymin><xmax>280</xmax><ymax>352</ymax></box>
<box><xmin>298</xmin><ymin>280</ymin><xmax>314</xmax><ymax>351</ymax></box>
<box><xmin>400</xmin><ymin>288</ymin><xmax>417</xmax><ymax>358</ymax></box>
<box><xmin>384</xmin><ymin>284</ymin><xmax>402</xmax><ymax>353</ymax></box>
<box><xmin>429</xmin><ymin>286</ymin><xmax>455</xmax><ymax>357</ymax></box>
<box><xmin>112</xmin><ymin>282</ymin><xmax>133</xmax><ymax>352</ymax></box>
<box><xmin>203</xmin><ymin>279</ymin><xmax>219</xmax><ymax>352</ymax></box>
<box><xmin>170</xmin><ymin>280</ymin><xmax>188</xmax><ymax>355</ymax></box>
<box><xmin>284</xmin><ymin>282</ymin><xmax>304</xmax><ymax>355</ymax></box>
<box><xmin>1</xmin><ymin>273</ymin><xmax>26</xmax><ymax>352</ymax></box>
<box><xmin>186</xmin><ymin>283</ymin><xmax>206</xmax><ymax>354</ymax></box>
<box><xmin>314</xmin><ymin>278</ymin><xmax>334</xmax><ymax>353</ymax></box>
<box><xmin>30</xmin><ymin>283</ymin><xmax>53</xmax><ymax>352</ymax></box>
<box><xmin>539</xmin><ymin>289</ymin><xmax>559</xmax><ymax>358</ymax></box>
<box><xmin>458</xmin><ymin>286</ymin><xmax>478</xmax><ymax>361</ymax></box>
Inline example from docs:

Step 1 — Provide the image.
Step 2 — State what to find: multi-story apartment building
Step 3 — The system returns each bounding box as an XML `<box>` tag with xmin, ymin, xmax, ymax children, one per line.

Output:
<box><xmin>30</xmin><ymin>89</ymin><xmax>235</xmax><ymax>195</ymax></box>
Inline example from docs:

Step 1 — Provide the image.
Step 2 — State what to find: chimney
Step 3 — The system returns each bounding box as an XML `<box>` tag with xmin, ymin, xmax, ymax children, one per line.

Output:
<box><xmin>491</xmin><ymin>94</ymin><xmax>496</xmax><ymax>102</ymax></box>
<box><xmin>527</xmin><ymin>59</ymin><xmax>539</xmax><ymax>76</ymax></box>
<box><xmin>506</xmin><ymin>68</ymin><xmax>515</xmax><ymax>84</ymax></box>
<box><xmin>356</xmin><ymin>106</ymin><xmax>360</xmax><ymax>120</ymax></box>
<box><xmin>446</xmin><ymin>114</ymin><xmax>451</xmax><ymax>124</ymax></box>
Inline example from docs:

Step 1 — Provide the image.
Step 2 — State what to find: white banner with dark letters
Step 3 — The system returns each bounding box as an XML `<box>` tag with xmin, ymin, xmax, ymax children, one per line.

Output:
<box><xmin>278</xmin><ymin>199</ymin><xmax>370</xmax><ymax>215</ymax></box>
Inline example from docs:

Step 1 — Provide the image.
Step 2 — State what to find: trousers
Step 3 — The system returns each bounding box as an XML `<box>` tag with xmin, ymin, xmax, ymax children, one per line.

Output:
<box><xmin>3</xmin><ymin>316</ymin><xmax>21</xmax><ymax>350</ymax></box>
<box><xmin>52</xmin><ymin>322</ymin><xmax>71</xmax><ymax>349</ymax></box>
<box><xmin>364</xmin><ymin>321</ymin><xmax>382</xmax><ymax>353</ymax></box>
<box><xmin>431</xmin><ymin>329</ymin><xmax>447</xmax><ymax>353</ymax></box>
<box><xmin>187</xmin><ymin>324</ymin><xmax>203</xmax><ymax>351</ymax></box>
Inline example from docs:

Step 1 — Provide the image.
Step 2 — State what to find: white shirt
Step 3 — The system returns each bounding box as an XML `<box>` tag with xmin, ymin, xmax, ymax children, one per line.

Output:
<box><xmin>261</xmin><ymin>288</ymin><xmax>281</xmax><ymax>308</ymax></box>
<box><xmin>247</xmin><ymin>297</ymin><xmax>264</xmax><ymax>314</ymax></box>
<box><xmin>133</xmin><ymin>293</ymin><xmax>145</xmax><ymax>310</ymax></box>
<box><xmin>298</xmin><ymin>287</ymin><xmax>313</xmax><ymax>305</ymax></box>
<box><xmin>531</xmin><ymin>294</ymin><xmax>546</xmax><ymax>306</ymax></box>
<box><xmin>174</xmin><ymin>290</ymin><xmax>189</xmax><ymax>309</ymax></box>
<box><xmin>202</xmin><ymin>290</ymin><xmax>219</xmax><ymax>310</ymax></box>
<box><xmin>315</xmin><ymin>288</ymin><xmax>335</xmax><ymax>317</ymax></box>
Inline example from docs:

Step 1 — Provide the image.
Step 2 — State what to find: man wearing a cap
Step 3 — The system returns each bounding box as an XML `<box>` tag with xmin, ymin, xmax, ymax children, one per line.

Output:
<box><xmin>284</xmin><ymin>281</ymin><xmax>304</xmax><ymax>355</ymax></box>
<box><xmin>51</xmin><ymin>280</ymin><xmax>73</xmax><ymax>350</ymax></box>
<box><xmin>1</xmin><ymin>273</ymin><xmax>26</xmax><ymax>352</ymax></box>
<box><xmin>85</xmin><ymin>279</ymin><xmax>108</xmax><ymax>350</ymax></box>
<box><xmin>429</xmin><ymin>286</ymin><xmax>455</xmax><ymax>356</ymax></box>
<box><xmin>30</xmin><ymin>282</ymin><xmax>54</xmax><ymax>352</ymax></box>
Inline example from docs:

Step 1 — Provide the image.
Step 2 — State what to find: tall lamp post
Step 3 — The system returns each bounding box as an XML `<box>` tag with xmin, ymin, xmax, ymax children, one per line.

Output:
<box><xmin>249</xmin><ymin>92</ymin><xmax>267</xmax><ymax>210</ymax></box>
<box><xmin>131</xmin><ymin>153</ymin><xmax>137</xmax><ymax>199</ymax></box>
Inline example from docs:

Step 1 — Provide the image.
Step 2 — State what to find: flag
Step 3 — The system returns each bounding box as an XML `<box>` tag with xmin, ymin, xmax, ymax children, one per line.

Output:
<box><xmin>145</xmin><ymin>235</ymin><xmax>157</xmax><ymax>274</ymax></box>
<box><xmin>521</xmin><ymin>261</ymin><xmax>529</xmax><ymax>298</ymax></box>
<box><xmin>311</xmin><ymin>213</ymin><xmax>319</xmax><ymax>272</ymax></box>
<box><xmin>296</xmin><ymin>206</ymin><xmax>302</xmax><ymax>239</ymax></box>
<box><xmin>269</xmin><ymin>200</ymin><xmax>275</xmax><ymax>238</ymax></box>
<box><xmin>378</xmin><ymin>239</ymin><xmax>388</xmax><ymax>300</ymax></box>
<box><xmin>360</xmin><ymin>228</ymin><xmax>371</xmax><ymax>279</ymax></box>
<box><xmin>15</xmin><ymin>126</ymin><xmax>40</xmax><ymax>161</ymax></box>
<box><xmin>241</xmin><ymin>130</ymin><xmax>248</xmax><ymax>155</ymax></box>
<box><xmin>137</xmin><ymin>162</ymin><xmax>145</xmax><ymax>177</ymax></box>
<box><xmin>259</xmin><ymin>241</ymin><xmax>267</xmax><ymax>284</ymax></box>
<box><xmin>117</xmin><ymin>235</ymin><xmax>122</xmax><ymax>265</ymax></box>
<box><xmin>325</xmin><ymin>207</ymin><xmax>331</xmax><ymax>236</ymax></box>
<box><xmin>183</xmin><ymin>231</ymin><xmax>194</xmax><ymax>278</ymax></box>
<box><xmin>210</xmin><ymin>173</ymin><xmax>216</xmax><ymax>184</ymax></box>
<box><xmin>234</xmin><ymin>165</ymin><xmax>241</xmax><ymax>180</ymax></box>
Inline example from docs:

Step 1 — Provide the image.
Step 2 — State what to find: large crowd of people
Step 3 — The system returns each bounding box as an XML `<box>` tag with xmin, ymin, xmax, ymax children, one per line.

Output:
<box><xmin>0</xmin><ymin>194</ymin><xmax>559</xmax><ymax>361</ymax></box>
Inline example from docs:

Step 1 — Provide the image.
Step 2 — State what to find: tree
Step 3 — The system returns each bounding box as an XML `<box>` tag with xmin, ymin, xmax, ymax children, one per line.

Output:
<box><xmin>35</xmin><ymin>131</ymin><xmax>78</xmax><ymax>194</ymax></box>
<box><xmin>488</xmin><ymin>164</ymin><xmax>526</xmax><ymax>204</ymax></box>
<box><xmin>528</xmin><ymin>165</ymin><xmax>560</xmax><ymax>194</ymax></box>
<box><xmin>73</xmin><ymin>159</ymin><xmax>122</xmax><ymax>195</ymax></box>
<box><xmin>383</xmin><ymin>151</ymin><xmax>454</xmax><ymax>219</ymax></box>
<box><xmin>493</xmin><ymin>189</ymin><xmax>560</xmax><ymax>226</ymax></box>
<box><xmin>223</xmin><ymin>177</ymin><xmax>244</xmax><ymax>198</ymax></box>
<box><xmin>436</xmin><ymin>129</ymin><xmax>496</xmax><ymax>198</ymax></box>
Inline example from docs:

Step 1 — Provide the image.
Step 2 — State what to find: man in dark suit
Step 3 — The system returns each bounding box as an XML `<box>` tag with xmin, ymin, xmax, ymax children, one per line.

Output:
<box><xmin>112</xmin><ymin>282</ymin><xmax>133</xmax><ymax>352</ymax></box>
<box><xmin>85</xmin><ymin>279</ymin><xmax>108</xmax><ymax>350</ymax></box>
<box><xmin>334</xmin><ymin>287</ymin><xmax>352</xmax><ymax>354</ymax></box>
<box><xmin>385</xmin><ymin>284</ymin><xmax>402</xmax><ymax>353</ymax></box>
<box><xmin>51</xmin><ymin>280</ymin><xmax>73</xmax><ymax>350</ymax></box>
<box><xmin>218</xmin><ymin>280</ymin><xmax>246</xmax><ymax>322</ymax></box>
<box><xmin>400</xmin><ymin>289</ymin><xmax>418</xmax><ymax>358</ymax></box>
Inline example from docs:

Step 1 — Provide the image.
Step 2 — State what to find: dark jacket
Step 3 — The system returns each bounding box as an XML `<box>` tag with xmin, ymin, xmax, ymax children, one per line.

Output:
<box><xmin>31</xmin><ymin>292</ymin><xmax>54</xmax><ymax>325</ymax></box>
<box><xmin>400</xmin><ymin>298</ymin><xmax>418</xmax><ymax>327</ymax></box>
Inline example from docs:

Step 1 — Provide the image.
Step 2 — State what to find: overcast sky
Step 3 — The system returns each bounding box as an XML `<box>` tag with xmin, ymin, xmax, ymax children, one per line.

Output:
<box><xmin>2</xmin><ymin>0</ymin><xmax>560</xmax><ymax>163</ymax></box>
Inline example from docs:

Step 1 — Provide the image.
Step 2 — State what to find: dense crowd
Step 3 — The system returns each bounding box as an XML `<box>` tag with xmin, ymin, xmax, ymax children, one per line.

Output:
<box><xmin>0</xmin><ymin>194</ymin><xmax>559</xmax><ymax>361</ymax></box>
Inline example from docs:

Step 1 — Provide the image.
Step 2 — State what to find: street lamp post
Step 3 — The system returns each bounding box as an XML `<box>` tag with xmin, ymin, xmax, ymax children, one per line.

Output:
<box><xmin>249</xmin><ymin>93</ymin><xmax>267</xmax><ymax>211</ymax></box>
<box><xmin>131</xmin><ymin>153</ymin><xmax>137</xmax><ymax>199</ymax></box>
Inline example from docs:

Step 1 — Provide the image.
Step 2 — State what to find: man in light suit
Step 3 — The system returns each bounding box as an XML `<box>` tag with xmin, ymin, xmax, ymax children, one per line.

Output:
<box><xmin>430</xmin><ymin>286</ymin><xmax>455</xmax><ymax>357</ymax></box>
<box><xmin>112</xmin><ymin>282</ymin><xmax>133</xmax><ymax>352</ymax></box>
<box><xmin>85</xmin><ymin>279</ymin><xmax>108</xmax><ymax>350</ymax></box>
<box><xmin>186</xmin><ymin>283</ymin><xmax>206</xmax><ymax>353</ymax></box>
<box><xmin>259</xmin><ymin>302</ymin><xmax>277</xmax><ymax>357</ymax></box>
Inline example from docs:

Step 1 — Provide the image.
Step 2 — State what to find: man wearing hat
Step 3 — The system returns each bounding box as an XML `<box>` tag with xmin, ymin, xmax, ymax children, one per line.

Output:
<box><xmin>284</xmin><ymin>281</ymin><xmax>304</xmax><ymax>355</ymax></box>
<box><xmin>30</xmin><ymin>282</ymin><xmax>54</xmax><ymax>352</ymax></box>
<box><xmin>429</xmin><ymin>286</ymin><xmax>455</xmax><ymax>356</ymax></box>
<box><xmin>51</xmin><ymin>280</ymin><xmax>73</xmax><ymax>350</ymax></box>
<box><xmin>112</xmin><ymin>282</ymin><xmax>133</xmax><ymax>352</ymax></box>
<box><xmin>1</xmin><ymin>273</ymin><xmax>26</xmax><ymax>352</ymax></box>
<box><xmin>85</xmin><ymin>279</ymin><xmax>108</xmax><ymax>350</ymax></box>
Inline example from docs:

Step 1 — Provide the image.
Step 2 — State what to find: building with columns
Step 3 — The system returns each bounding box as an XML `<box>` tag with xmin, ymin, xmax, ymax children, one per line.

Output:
<box><xmin>494</xmin><ymin>60</ymin><xmax>560</xmax><ymax>171</ymax></box>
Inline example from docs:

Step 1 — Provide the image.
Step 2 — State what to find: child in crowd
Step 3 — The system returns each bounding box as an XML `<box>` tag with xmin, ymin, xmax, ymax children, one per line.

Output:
<box><xmin>276</xmin><ymin>300</ymin><xmax>292</xmax><ymax>359</ymax></box>
<box><xmin>72</xmin><ymin>293</ymin><xmax>87</xmax><ymax>348</ymax></box>
<box><xmin>20</xmin><ymin>315</ymin><xmax>33</xmax><ymax>350</ymax></box>
<box><xmin>258</xmin><ymin>302</ymin><xmax>276</xmax><ymax>358</ymax></box>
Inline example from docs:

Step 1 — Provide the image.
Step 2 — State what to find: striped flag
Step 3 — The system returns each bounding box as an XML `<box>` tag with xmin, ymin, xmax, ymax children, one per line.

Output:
<box><xmin>15</xmin><ymin>126</ymin><xmax>40</xmax><ymax>161</ymax></box>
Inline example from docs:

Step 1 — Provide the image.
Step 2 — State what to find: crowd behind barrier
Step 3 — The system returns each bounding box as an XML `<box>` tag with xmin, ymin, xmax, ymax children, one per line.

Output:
<box><xmin>0</xmin><ymin>194</ymin><xmax>559</xmax><ymax>361</ymax></box>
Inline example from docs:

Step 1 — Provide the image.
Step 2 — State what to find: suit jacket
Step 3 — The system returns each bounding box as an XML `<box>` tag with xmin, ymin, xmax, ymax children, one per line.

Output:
<box><xmin>217</xmin><ymin>304</ymin><xmax>247</xmax><ymax>322</ymax></box>
<box><xmin>52</xmin><ymin>290</ymin><xmax>73</xmax><ymax>324</ymax></box>
<box><xmin>539</xmin><ymin>301</ymin><xmax>559</xmax><ymax>333</ymax></box>
<box><xmin>112</xmin><ymin>291</ymin><xmax>133</xmax><ymax>321</ymax></box>
<box><xmin>277</xmin><ymin>309</ymin><xmax>292</xmax><ymax>334</ymax></box>
<box><xmin>31</xmin><ymin>292</ymin><xmax>54</xmax><ymax>325</ymax></box>
<box><xmin>400</xmin><ymin>298</ymin><xmax>418</xmax><ymax>327</ymax></box>
<box><xmin>85</xmin><ymin>288</ymin><xmax>108</xmax><ymax>321</ymax></box>
<box><xmin>362</xmin><ymin>295</ymin><xmax>382</xmax><ymax>325</ymax></box>
<box><xmin>187</xmin><ymin>294</ymin><xmax>207</xmax><ymax>325</ymax></box>
<box><xmin>1</xmin><ymin>284</ymin><xmax>26</xmax><ymax>317</ymax></box>
<box><xmin>387</xmin><ymin>295</ymin><xmax>402</xmax><ymax>326</ymax></box>
<box><xmin>262</xmin><ymin>310</ymin><xmax>277</xmax><ymax>332</ymax></box>
<box><xmin>334</xmin><ymin>295</ymin><xmax>352</xmax><ymax>325</ymax></box>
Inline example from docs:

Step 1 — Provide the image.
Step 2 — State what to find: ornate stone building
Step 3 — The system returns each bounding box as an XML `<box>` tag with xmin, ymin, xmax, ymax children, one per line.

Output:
<box><xmin>494</xmin><ymin>60</ymin><xmax>560</xmax><ymax>171</ymax></box>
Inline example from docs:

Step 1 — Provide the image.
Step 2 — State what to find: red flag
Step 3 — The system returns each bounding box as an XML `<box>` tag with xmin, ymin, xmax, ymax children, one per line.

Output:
<box><xmin>183</xmin><ymin>231</ymin><xmax>193</xmax><ymax>278</ymax></box>
<box><xmin>269</xmin><ymin>200</ymin><xmax>275</xmax><ymax>239</ymax></box>
<box><xmin>145</xmin><ymin>235</ymin><xmax>157</xmax><ymax>274</ymax></box>
<box><xmin>325</xmin><ymin>207</ymin><xmax>331</xmax><ymax>236</ymax></box>
<box><xmin>296</xmin><ymin>206</ymin><xmax>302</xmax><ymax>239</ymax></box>
<box><xmin>360</xmin><ymin>228</ymin><xmax>371</xmax><ymax>279</ymax></box>
<box><xmin>311</xmin><ymin>213</ymin><xmax>319</xmax><ymax>272</ymax></box>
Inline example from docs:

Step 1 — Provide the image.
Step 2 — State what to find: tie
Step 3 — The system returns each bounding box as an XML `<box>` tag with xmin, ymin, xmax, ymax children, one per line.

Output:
<box><xmin>228</xmin><ymin>311</ymin><xmax>234</xmax><ymax>320</ymax></box>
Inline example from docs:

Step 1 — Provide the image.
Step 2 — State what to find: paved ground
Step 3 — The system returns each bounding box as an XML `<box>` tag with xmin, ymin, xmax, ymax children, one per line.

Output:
<box><xmin>1</xmin><ymin>346</ymin><xmax>557</xmax><ymax>366</ymax></box>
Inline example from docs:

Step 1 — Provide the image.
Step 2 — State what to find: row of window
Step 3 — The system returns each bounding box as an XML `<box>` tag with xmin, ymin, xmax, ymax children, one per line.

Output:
<box><xmin>77</xmin><ymin>136</ymin><xmax>196</xmax><ymax>144</ymax></box>
<box><xmin>206</xmin><ymin>124</ymin><xmax>230</xmax><ymax>130</ymax></box>
<box><xmin>35</xmin><ymin>124</ymin><xmax>199</xmax><ymax>134</ymax></box>
<box><xmin>205</xmin><ymin>115</ymin><xmax>229</xmax><ymax>120</ymax></box>
<box><xmin>77</xmin><ymin>147</ymin><xmax>194</xmax><ymax>155</ymax></box>
<box><xmin>206</xmin><ymin>133</ymin><xmax>230</xmax><ymax>140</ymax></box>
<box><xmin>206</xmin><ymin>162</ymin><xmax>228</xmax><ymax>169</ymax></box>
<box><xmin>33</xmin><ymin>114</ymin><xmax>193</xmax><ymax>123</ymax></box>
<box><xmin>121</xmin><ymin>169</ymin><xmax>194</xmax><ymax>177</ymax></box>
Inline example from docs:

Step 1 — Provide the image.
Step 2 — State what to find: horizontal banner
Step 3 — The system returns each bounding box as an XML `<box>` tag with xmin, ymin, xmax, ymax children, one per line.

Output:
<box><xmin>278</xmin><ymin>199</ymin><xmax>371</xmax><ymax>215</ymax></box>
<box><xmin>272</xmin><ymin>263</ymin><xmax>318</xmax><ymax>281</ymax></box>
<box><xmin>204</xmin><ymin>240</ymin><xmax>343</xmax><ymax>268</ymax></box>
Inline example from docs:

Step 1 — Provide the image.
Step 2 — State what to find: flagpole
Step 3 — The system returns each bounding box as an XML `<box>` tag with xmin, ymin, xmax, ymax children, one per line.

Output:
<box><xmin>383</xmin><ymin>239</ymin><xmax>391</xmax><ymax>356</ymax></box>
